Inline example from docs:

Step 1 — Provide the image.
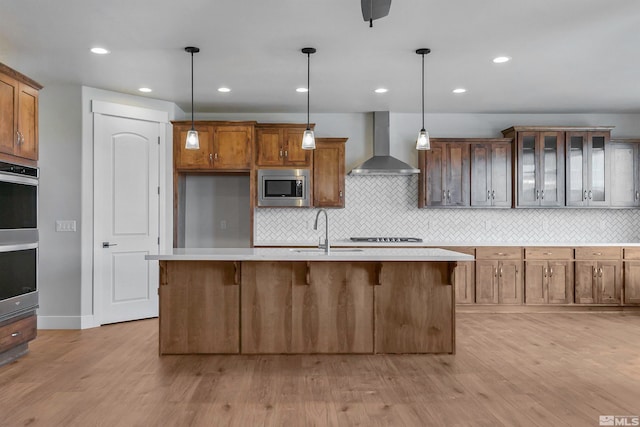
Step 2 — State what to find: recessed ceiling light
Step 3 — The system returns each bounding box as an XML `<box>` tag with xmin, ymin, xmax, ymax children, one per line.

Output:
<box><xmin>296</xmin><ymin>87</ymin><xmax>308</xmax><ymax>93</ymax></box>
<box><xmin>138</xmin><ymin>87</ymin><xmax>152</xmax><ymax>93</ymax></box>
<box><xmin>493</xmin><ymin>56</ymin><xmax>511</xmax><ymax>64</ymax></box>
<box><xmin>452</xmin><ymin>88</ymin><xmax>467</xmax><ymax>94</ymax></box>
<box><xmin>218</xmin><ymin>87</ymin><xmax>231</xmax><ymax>93</ymax></box>
<box><xmin>374</xmin><ymin>88</ymin><xmax>388</xmax><ymax>93</ymax></box>
<box><xmin>90</xmin><ymin>47</ymin><xmax>110</xmax><ymax>55</ymax></box>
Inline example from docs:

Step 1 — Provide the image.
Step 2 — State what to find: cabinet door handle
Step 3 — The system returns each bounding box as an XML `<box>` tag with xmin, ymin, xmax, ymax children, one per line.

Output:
<box><xmin>598</xmin><ymin>267</ymin><xmax>603</xmax><ymax>277</ymax></box>
<box><xmin>636</xmin><ymin>191</ymin><xmax>639</xmax><ymax>200</ymax></box>
<box><xmin>16</xmin><ymin>131</ymin><xmax>21</xmax><ymax>145</ymax></box>
<box><xmin>549</xmin><ymin>267</ymin><xmax>553</xmax><ymax>277</ymax></box>
<box><xmin>376</xmin><ymin>263</ymin><xmax>383</xmax><ymax>286</ymax></box>
<box><xmin>279</xmin><ymin>150</ymin><xmax>283</xmax><ymax>158</ymax></box>
<box><xmin>284</xmin><ymin>150</ymin><xmax>288</xmax><ymax>158</ymax></box>
<box><xmin>487</xmin><ymin>190</ymin><xmax>491</xmax><ymax>200</ymax></box>
<box><xmin>214</xmin><ymin>153</ymin><xmax>218</xmax><ymax>160</ymax></box>
<box><xmin>541</xmin><ymin>190</ymin><xmax>544</xmax><ymax>200</ymax></box>
<box><xmin>544</xmin><ymin>267</ymin><xmax>547</xmax><ymax>277</ymax></box>
<box><xmin>584</xmin><ymin>190</ymin><xmax>588</xmax><ymax>201</ymax></box>
<box><xmin>442</xmin><ymin>190</ymin><xmax>446</xmax><ymax>200</ymax></box>
<box><xmin>233</xmin><ymin>261</ymin><xmax>241</xmax><ymax>285</ymax></box>
<box><xmin>447</xmin><ymin>190</ymin><xmax>450</xmax><ymax>200</ymax></box>
<box><xmin>305</xmin><ymin>261</ymin><xmax>311</xmax><ymax>286</ymax></box>
<box><xmin>209</xmin><ymin>153</ymin><xmax>213</xmax><ymax>163</ymax></box>
<box><xmin>492</xmin><ymin>190</ymin><xmax>495</xmax><ymax>200</ymax></box>
<box><xmin>536</xmin><ymin>190</ymin><xmax>540</xmax><ymax>200</ymax></box>
<box><xmin>339</xmin><ymin>190</ymin><xmax>343</xmax><ymax>199</ymax></box>
<box><xmin>593</xmin><ymin>266</ymin><xmax>597</xmax><ymax>278</ymax></box>
<box><xmin>494</xmin><ymin>267</ymin><xmax>497</xmax><ymax>278</ymax></box>
<box><xmin>499</xmin><ymin>267</ymin><xmax>503</xmax><ymax>277</ymax></box>
<box><xmin>588</xmin><ymin>190</ymin><xmax>592</xmax><ymax>200</ymax></box>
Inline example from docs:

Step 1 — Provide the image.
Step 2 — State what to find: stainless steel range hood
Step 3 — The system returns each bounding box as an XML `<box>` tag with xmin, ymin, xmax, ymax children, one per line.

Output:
<box><xmin>349</xmin><ymin>111</ymin><xmax>419</xmax><ymax>175</ymax></box>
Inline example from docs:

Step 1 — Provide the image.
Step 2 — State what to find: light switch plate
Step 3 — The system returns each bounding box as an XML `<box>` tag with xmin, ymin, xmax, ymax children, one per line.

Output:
<box><xmin>56</xmin><ymin>220</ymin><xmax>77</xmax><ymax>232</ymax></box>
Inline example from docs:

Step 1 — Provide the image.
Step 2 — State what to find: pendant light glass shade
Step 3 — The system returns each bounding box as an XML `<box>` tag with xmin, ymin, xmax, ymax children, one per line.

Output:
<box><xmin>185</xmin><ymin>130</ymin><xmax>199</xmax><ymax>150</ymax></box>
<box><xmin>415</xmin><ymin>48</ymin><xmax>431</xmax><ymax>151</ymax></box>
<box><xmin>416</xmin><ymin>129</ymin><xmax>430</xmax><ymax>150</ymax></box>
<box><xmin>184</xmin><ymin>46</ymin><xmax>200</xmax><ymax>150</ymax></box>
<box><xmin>301</xmin><ymin>47</ymin><xmax>316</xmax><ymax>150</ymax></box>
<box><xmin>302</xmin><ymin>129</ymin><xmax>315</xmax><ymax>150</ymax></box>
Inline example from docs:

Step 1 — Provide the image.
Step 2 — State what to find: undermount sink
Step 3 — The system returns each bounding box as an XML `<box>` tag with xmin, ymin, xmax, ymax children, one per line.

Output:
<box><xmin>288</xmin><ymin>248</ymin><xmax>364</xmax><ymax>254</ymax></box>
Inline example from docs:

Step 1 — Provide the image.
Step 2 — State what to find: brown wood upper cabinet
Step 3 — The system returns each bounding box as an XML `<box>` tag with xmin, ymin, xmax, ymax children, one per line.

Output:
<box><xmin>470</xmin><ymin>139</ymin><xmax>513</xmax><ymax>207</ymax></box>
<box><xmin>0</xmin><ymin>63</ymin><xmax>42</xmax><ymax>164</ymax></box>
<box><xmin>610</xmin><ymin>140</ymin><xmax>640</xmax><ymax>207</ymax></box>
<box><xmin>173</xmin><ymin>121</ymin><xmax>254</xmax><ymax>171</ymax></box>
<box><xmin>255</xmin><ymin>124</ymin><xmax>312</xmax><ymax>167</ymax></box>
<box><xmin>313</xmin><ymin>138</ymin><xmax>346</xmax><ymax>208</ymax></box>
<box><xmin>565</xmin><ymin>130</ymin><xmax>612</xmax><ymax>207</ymax></box>
<box><xmin>502</xmin><ymin>127</ymin><xmax>565</xmax><ymax>207</ymax></box>
<box><xmin>419</xmin><ymin>139</ymin><xmax>470</xmax><ymax>207</ymax></box>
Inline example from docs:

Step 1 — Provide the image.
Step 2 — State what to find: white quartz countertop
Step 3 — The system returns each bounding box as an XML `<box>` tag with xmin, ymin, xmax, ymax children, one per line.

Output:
<box><xmin>254</xmin><ymin>240</ymin><xmax>640</xmax><ymax>248</ymax></box>
<box><xmin>145</xmin><ymin>247</ymin><xmax>474</xmax><ymax>262</ymax></box>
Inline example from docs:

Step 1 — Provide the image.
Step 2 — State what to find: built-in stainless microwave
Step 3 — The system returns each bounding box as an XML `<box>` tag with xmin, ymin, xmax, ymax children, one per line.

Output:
<box><xmin>258</xmin><ymin>169</ymin><xmax>310</xmax><ymax>207</ymax></box>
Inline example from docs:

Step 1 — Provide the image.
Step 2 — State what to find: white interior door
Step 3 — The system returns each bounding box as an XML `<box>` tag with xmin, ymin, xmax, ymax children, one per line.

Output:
<box><xmin>94</xmin><ymin>114</ymin><xmax>160</xmax><ymax>325</ymax></box>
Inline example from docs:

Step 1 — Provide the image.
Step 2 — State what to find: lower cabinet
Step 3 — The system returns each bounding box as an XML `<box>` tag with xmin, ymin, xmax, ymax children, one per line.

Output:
<box><xmin>375</xmin><ymin>262</ymin><xmax>454</xmax><ymax>353</ymax></box>
<box><xmin>446</xmin><ymin>247</ymin><xmax>475</xmax><ymax>304</ymax></box>
<box><xmin>0</xmin><ymin>314</ymin><xmax>37</xmax><ymax>365</ymax></box>
<box><xmin>241</xmin><ymin>261</ymin><xmax>376</xmax><ymax>354</ymax></box>
<box><xmin>574</xmin><ymin>247</ymin><xmax>622</xmax><ymax>304</ymax></box>
<box><xmin>159</xmin><ymin>261</ymin><xmax>240</xmax><ymax>354</ymax></box>
<box><xmin>524</xmin><ymin>248</ymin><xmax>573</xmax><ymax>304</ymax></box>
<box><xmin>623</xmin><ymin>248</ymin><xmax>640</xmax><ymax>305</ymax></box>
<box><xmin>475</xmin><ymin>247</ymin><xmax>523</xmax><ymax>304</ymax></box>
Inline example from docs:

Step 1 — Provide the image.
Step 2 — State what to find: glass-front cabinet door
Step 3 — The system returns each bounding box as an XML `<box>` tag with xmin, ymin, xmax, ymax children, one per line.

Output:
<box><xmin>516</xmin><ymin>131</ymin><xmax>564</xmax><ymax>207</ymax></box>
<box><xmin>566</xmin><ymin>131</ymin><xmax>610</xmax><ymax>207</ymax></box>
<box><xmin>610</xmin><ymin>141</ymin><xmax>640</xmax><ymax>207</ymax></box>
<box><xmin>539</xmin><ymin>132</ymin><xmax>564</xmax><ymax>206</ymax></box>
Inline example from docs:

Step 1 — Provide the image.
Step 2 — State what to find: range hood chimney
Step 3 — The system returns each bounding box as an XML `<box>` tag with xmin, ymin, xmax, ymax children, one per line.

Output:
<box><xmin>349</xmin><ymin>111</ymin><xmax>419</xmax><ymax>175</ymax></box>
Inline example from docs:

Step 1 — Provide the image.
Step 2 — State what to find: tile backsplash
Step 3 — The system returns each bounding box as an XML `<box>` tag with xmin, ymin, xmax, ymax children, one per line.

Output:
<box><xmin>255</xmin><ymin>175</ymin><xmax>640</xmax><ymax>244</ymax></box>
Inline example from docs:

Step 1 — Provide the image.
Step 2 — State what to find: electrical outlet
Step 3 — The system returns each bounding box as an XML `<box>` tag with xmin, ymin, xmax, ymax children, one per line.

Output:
<box><xmin>56</xmin><ymin>220</ymin><xmax>77</xmax><ymax>232</ymax></box>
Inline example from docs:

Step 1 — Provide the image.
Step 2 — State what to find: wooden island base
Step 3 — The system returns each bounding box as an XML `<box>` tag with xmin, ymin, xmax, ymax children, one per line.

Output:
<box><xmin>159</xmin><ymin>260</ymin><xmax>456</xmax><ymax>355</ymax></box>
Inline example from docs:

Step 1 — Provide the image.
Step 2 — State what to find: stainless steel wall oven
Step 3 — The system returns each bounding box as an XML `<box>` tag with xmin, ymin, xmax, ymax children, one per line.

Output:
<box><xmin>0</xmin><ymin>161</ymin><xmax>39</xmax><ymax>321</ymax></box>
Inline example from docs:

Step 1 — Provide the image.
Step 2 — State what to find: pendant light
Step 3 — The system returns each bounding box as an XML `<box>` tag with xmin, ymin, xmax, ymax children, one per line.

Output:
<box><xmin>301</xmin><ymin>47</ymin><xmax>316</xmax><ymax>150</ymax></box>
<box><xmin>185</xmin><ymin>46</ymin><xmax>200</xmax><ymax>150</ymax></box>
<box><xmin>416</xmin><ymin>48</ymin><xmax>431</xmax><ymax>150</ymax></box>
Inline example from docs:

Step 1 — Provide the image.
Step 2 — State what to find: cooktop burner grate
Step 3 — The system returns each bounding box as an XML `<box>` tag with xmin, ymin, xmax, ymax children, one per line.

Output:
<box><xmin>350</xmin><ymin>237</ymin><xmax>423</xmax><ymax>243</ymax></box>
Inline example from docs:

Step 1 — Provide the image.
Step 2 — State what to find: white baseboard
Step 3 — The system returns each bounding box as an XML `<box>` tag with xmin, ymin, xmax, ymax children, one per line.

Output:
<box><xmin>37</xmin><ymin>315</ymin><xmax>99</xmax><ymax>330</ymax></box>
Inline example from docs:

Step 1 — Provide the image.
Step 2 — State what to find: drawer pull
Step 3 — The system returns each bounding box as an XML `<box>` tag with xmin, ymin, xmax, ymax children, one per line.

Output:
<box><xmin>543</xmin><ymin>252</ymin><xmax>553</xmax><ymax>255</ymax></box>
<box><xmin>593</xmin><ymin>252</ymin><xmax>602</xmax><ymax>256</ymax></box>
<box><xmin>496</xmin><ymin>252</ymin><xmax>506</xmax><ymax>256</ymax></box>
<box><xmin>11</xmin><ymin>332</ymin><xmax>22</xmax><ymax>337</ymax></box>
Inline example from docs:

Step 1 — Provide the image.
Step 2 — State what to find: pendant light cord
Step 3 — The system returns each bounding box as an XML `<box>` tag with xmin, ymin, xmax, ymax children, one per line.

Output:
<box><xmin>191</xmin><ymin>51</ymin><xmax>195</xmax><ymax>131</ymax></box>
<box><xmin>421</xmin><ymin>52</ymin><xmax>425</xmax><ymax>130</ymax></box>
<box><xmin>306</xmin><ymin>51</ymin><xmax>311</xmax><ymax>130</ymax></box>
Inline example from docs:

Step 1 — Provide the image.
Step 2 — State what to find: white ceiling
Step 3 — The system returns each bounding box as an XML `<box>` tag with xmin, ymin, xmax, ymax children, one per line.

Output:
<box><xmin>1</xmin><ymin>0</ymin><xmax>639</xmax><ymax>114</ymax></box>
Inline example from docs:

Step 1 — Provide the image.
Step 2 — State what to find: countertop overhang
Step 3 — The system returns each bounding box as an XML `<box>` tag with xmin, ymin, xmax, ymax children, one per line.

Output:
<box><xmin>145</xmin><ymin>247</ymin><xmax>474</xmax><ymax>262</ymax></box>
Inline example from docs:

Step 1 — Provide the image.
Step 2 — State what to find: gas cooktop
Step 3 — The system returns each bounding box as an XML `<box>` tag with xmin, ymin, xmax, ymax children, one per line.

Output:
<box><xmin>350</xmin><ymin>237</ymin><xmax>423</xmax><ymax>243</ymax></box>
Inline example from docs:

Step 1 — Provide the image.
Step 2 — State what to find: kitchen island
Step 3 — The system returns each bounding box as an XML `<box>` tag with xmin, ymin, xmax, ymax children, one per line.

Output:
<box><xmin>146</xmin><ymin>248</ymin><xmax>473</xmax><ymax>355</ymax></box>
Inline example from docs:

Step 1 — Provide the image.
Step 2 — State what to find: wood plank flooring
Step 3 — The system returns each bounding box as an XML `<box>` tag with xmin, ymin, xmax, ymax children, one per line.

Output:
<box><xmin>1</xmin><ymin>313</ymin><xmax>639</xmax><ymax>426</ymax></box>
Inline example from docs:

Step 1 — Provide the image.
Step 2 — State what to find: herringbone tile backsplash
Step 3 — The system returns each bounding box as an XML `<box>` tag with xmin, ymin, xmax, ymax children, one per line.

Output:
<box><xmin>255</xmin><ymin>176</ymin><xmax>640</xmax><ymax>243</ymax></box>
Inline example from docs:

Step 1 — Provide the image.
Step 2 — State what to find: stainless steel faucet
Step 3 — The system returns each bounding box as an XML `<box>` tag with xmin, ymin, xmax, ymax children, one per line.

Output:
<box><xmin>314</xmin><ymin>209</ymin><xmax>330</xmax><ymax>254</ymax></box>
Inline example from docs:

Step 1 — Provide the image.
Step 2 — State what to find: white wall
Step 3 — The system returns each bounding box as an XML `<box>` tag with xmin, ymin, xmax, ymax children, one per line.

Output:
<box><xmin>37</xmin><ymin>84</ymin><xmax>183</xmax><ymax>329</ymax></box>
<box><xmin>37</xmin><ymin>83</ymin><xmax>83</xmax><ymax>328</ymax></box>
<box><xmin>184</xmin><ymin>175</ymin><xmax>250</xmax><ymax>247</ymax></box>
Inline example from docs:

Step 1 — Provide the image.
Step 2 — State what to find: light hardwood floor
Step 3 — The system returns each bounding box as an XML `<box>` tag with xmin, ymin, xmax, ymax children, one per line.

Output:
<box><xmin>1</xmin><ymin>313</ymin><xmax>639</xmax><ymax>426</ymax></box>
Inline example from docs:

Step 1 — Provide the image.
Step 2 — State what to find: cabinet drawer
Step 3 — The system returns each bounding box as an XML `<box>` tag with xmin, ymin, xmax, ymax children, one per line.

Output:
<box><xmin>0</xmin><ymin>315</ymin><xmax>37</xmax><ymax>354</ymax></box>
<box><xmin>525</xmin><ymin>247</ymin><xmax>573</xmax><ymax>260</ymax></box>
<box><xmin>624</xmin><ymin>248</ymin><xmax>640</xmax><ymax>260</ymax></box>
<box><xmin>476</xmin><ymin>247</ymin><xmax>521</xmax><ymax>260</ymax></box>
<box><xmin>575</xmin><ymin>247</ymin><xmax>621</xmax><ymax>260</ymax></box>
